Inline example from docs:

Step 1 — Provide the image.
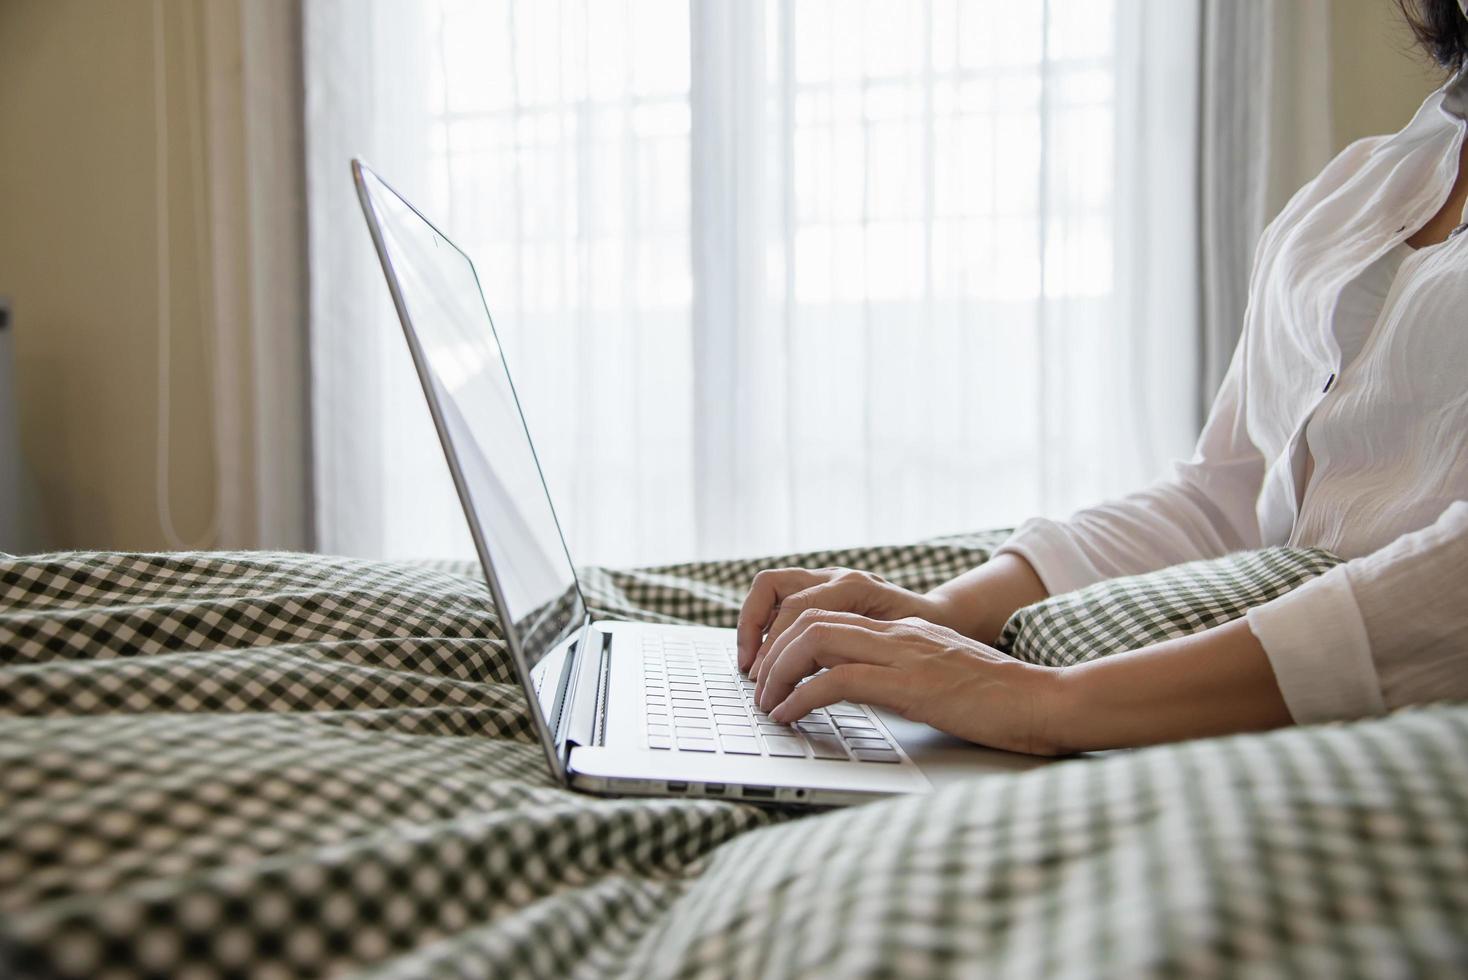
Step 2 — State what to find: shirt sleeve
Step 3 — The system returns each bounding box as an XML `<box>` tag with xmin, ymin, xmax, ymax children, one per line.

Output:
<box><xmin>995</xmin><ymin>337</ymin><xmax>1268</xmax><ymax>596</ymax></box>
<box><xmin>1246</xmin><ymin>500</ymin><xmax>1468</xmax><ymax>724</ymax></box>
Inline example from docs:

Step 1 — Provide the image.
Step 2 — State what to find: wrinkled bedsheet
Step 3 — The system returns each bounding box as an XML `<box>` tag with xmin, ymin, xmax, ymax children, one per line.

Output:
<box><xmin>2</xmin><ymin>537</ymin><xmax>1465</xmax><ymax>978</ymax></box>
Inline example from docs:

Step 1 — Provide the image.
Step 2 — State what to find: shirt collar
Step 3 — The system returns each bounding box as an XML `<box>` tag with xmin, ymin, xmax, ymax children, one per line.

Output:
<box><xmin>1377</xmin><ymin>68</ymin><xmax>1468</xmax><ymax>153</ymax></box>
<box><xmin>1440</xmin><ymin>68</ymin><xmax>1468</xmax><ymax>122</ymax></box>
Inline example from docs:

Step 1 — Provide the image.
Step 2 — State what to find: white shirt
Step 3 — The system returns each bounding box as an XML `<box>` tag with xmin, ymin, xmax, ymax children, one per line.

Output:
<box><xmin>996</xmin><ymin>70</ymin><xmax>1468</xmax><ymax>725</ymax></box>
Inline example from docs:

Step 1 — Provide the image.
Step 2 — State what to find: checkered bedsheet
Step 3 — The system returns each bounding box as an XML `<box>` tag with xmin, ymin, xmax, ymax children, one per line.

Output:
<box><xmin>2</xmin><ymin>539</ymin><xmax>1465</xmax><ymax>978</ymax></box>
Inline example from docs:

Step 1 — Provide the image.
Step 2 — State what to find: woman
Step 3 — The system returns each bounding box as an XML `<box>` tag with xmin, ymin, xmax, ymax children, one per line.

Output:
<box><xmin>739</xmin><ymin>0</ymin><xmax>1468</xmax><ymax>756</ymax></box>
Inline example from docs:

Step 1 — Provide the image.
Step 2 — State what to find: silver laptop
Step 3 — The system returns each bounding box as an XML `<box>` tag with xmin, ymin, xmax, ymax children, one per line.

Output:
<box><xmin>353</xmin><ymin>160</ymin><xmax>1049</xmax><ymax>806</ymax></box>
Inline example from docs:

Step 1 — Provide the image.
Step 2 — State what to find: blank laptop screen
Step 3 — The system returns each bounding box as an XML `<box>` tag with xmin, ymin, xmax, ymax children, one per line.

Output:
<box><xmin>360</xmin><ymin>167</ymin><xmax>585</xmax><ymax>673</ymax></box>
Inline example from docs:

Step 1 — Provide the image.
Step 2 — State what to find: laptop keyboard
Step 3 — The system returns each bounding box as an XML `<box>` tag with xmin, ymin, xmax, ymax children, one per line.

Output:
<box><xmin>640</xmin><ymin>632</ymin><xmax>901</xmax><ymax>763</ymax></box>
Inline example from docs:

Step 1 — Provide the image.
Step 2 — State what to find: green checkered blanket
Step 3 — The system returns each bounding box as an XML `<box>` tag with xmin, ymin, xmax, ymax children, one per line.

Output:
<box><xmin>997</xmin><ymin>546</ymin><xmax>1344</xmax><ymax>666</ymax></box>
<box><xmin>2</xmin><ymin>538</ymin><xmax>1465</xmax><ymax>978</ymax></box>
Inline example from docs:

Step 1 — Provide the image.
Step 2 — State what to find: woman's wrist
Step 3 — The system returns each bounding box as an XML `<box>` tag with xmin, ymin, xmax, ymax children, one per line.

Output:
<box><xmin>920</xmin><ymin>590</ymin><xmax>981</xmax><ymax>637</ymax></box>
<box><xmin>925</xmin><ymin>552</ymin><xmax>1048</xmax><ymax>644</ymax></box>
<box><xmin>1036</xmin><ymin>665</ymin><xmax>1087</xmax><ymax>756</ymax></box>
<box><xmin>963</xmin><ymin>657</ymin><xmax>1076</xmax><ymax>757</ymax></box>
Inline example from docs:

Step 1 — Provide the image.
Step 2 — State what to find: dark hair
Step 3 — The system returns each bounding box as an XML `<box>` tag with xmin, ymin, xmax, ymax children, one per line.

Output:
<box><xmin>1397</xmin><ymin>0</ymin><xmax>1468</xmax><ymax>73</ymax></box>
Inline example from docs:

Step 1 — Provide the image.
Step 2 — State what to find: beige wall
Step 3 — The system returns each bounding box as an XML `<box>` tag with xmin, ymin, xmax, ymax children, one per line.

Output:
<box><xmin>1</xmin><ymin>0</ymin><xmax>218</xmax><ymax>551</ymax></box>
<box><xmin>1330</xmin><ymin>0</ymin><xmax>1450</xmax><ymax>150</ymax></box>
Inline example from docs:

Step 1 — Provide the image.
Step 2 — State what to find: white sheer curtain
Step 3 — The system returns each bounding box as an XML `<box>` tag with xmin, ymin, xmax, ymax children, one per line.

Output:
<box><xmin>306</xmin><ymin>0</ymin><xmax>1200</xmax><ymax>567</ymax></box>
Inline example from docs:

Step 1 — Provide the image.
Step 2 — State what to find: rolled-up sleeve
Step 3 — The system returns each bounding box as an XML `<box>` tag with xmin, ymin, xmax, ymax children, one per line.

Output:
<box><xmin>1246</xmin><ymin>500</ymin><xmax>1468</xmax><ymax>724</ymax></box>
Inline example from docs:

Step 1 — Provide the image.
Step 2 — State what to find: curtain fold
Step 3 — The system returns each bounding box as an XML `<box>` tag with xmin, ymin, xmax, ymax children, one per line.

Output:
<box><xmin>140</xmin><ymin>0</ymin><xmax>311</xmax><ymax>552</ymax></box>
<box><xmin>304</xmin><ymin>0</ymin><xmax>436</xmax><ymax>558</ymax></box>
<box><xmin>305</xmin><ymin>0</ymin><xmax>1210</xmax><ymax>566</ymax></box>
<box><xmin>1198</xmin><ymin>0</ymin><xmax>1333</xmax><ymax>409</ymax></box>
<box><xmin>199</xmin><ymin>0</ymin><xmax>313</xmax><ymax>550</ymax></box>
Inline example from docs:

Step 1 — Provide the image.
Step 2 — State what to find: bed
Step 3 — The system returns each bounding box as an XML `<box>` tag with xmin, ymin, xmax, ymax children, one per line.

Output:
<box><xmin>2</xmin><ymin>534</ymin><xmax>1465</xmax><ymax>978</ymax></box>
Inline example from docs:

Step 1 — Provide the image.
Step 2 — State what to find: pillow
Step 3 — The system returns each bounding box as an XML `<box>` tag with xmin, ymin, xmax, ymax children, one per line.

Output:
<box><xmin>996</xmin><ymin>547</ymin><xmax>1342</xmax><ymax>668</ymax></box>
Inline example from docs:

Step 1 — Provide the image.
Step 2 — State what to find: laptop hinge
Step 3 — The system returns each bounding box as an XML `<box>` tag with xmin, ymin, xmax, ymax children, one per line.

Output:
<box><xmin>560</xmin><ymin>618</ymin><xmax>602</xmax><ymax>760</ymax></box>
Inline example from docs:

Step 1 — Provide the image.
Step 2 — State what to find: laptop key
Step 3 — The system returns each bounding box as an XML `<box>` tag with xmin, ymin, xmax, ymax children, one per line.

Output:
<box><xmin>762</xmin><ymin>736</ymin><xmax>807</xmax><ymax>758</ymax></box>
<box><xmin>648</xmin><ymin>736</ymin><xmax>672</xmax><ymax>750</ymax></box>
<box><xmin>794</xmin><ymin>721</ymin><xmax>834</xmax><ymax>734</ymax></box>
<box><xmin>852</xmin><ymin>748</ymin><xmax>899</xmax><ymax>763</ymax></box>
<box><xmin>648</xmin><ymin>725</ymin><xmax>670</xmax><ymax>738</ymax></box>
<box><xmin>827</xmin><ymin>704</ymin><xmax>868</xmax><ymax>718</ymax></box>
<box><xmin>804</xmin><ymin>733</ymin><xmax>849</xmax><ymax>760</ymax></box>
<box><xmin>757</xmin><ymin>723</ymin><xmax>794</xmax><ymax>736</ymax></box>
<box><xmin>677</xmin><ymin>737</ymin><xmax>717</xmax><ymax>752</ymax></box>
<box><xmin>835</xmin><ymin>725</ymin><xmax>881</xmax><ymax>740</ymax></box>
<box><xmin>720</xmin><ymin>736</ymin><xmax>760</xmax><ymax>755</ymax></box>
<box><xmin>846</xmin><ymin>737</ymin><xmax>891</xmax><ymax>750</ymax></box>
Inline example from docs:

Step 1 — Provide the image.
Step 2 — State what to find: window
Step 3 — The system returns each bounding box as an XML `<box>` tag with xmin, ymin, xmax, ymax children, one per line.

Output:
<box><xmin>307</xmin><ymin>0</ymin><xmax>1200</xmax><ymax>566</ymax></box>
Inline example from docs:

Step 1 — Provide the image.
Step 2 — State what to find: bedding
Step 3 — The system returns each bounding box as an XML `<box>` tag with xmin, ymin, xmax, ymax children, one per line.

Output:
<box><xmin>2</xmin><ymin>537</ymin><xmax>1465</xmax><ymax>978</ymax></box>
<box><xmin>997</xmin><ymin>546</ymin><xmax>1342</xmax><ymax>667</ymax></box>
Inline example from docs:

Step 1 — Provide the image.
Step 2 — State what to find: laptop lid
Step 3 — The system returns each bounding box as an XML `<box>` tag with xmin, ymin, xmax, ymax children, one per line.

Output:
<box><xmin>352</xmin><ymin>159</ymin><xmax>588</xmax><ymax>782</ymax></box>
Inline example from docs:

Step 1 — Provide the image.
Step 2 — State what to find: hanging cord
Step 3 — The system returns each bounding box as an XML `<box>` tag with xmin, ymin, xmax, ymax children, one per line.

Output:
<box><xmin>152</xmin><ymin>0</ymin><xmax>219</xmax><ymax>550</ymax></box>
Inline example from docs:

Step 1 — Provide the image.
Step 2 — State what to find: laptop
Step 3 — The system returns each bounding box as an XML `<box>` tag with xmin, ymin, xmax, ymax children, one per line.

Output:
<box><xmin>352</xmin><ymin>160</ymin><xmax>1050</xmax><ymax>806</ymax></box>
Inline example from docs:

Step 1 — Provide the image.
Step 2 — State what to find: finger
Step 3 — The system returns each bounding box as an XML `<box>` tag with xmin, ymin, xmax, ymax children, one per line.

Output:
<box><xmin>749</xmin><ymin>578</ymin><xmax>865</xmax><ymax>680</ymax></box>
<box><xmin>736</xmin><ymin>569</ymin><xmax>813</xmax><ymax>670</ymax></box>
<box><xmin>757</xmin><ymin>617</ymin><xmax>903</xmax><ymax>712</ymax></box>
<box><xmin>754</xmin><ymin>605</ymin><xmax>897</xmax><ymax>696</ymax></box>
<box><xmin>754</xmin><ymin>605</ymin><xmax>851</xmax><ymax>698</ymax></box>
<box><xmin>754</xmin><ymin>625</ymin><xmax>868</xmax><ymax>711</ymax></box>
<box><xmin>769</xmin><ymin>663</ymin><xmax>902</xmax><ymax>725</ymax></box>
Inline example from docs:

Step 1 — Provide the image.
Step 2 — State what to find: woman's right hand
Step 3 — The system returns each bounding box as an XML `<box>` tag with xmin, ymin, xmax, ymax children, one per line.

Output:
<box><xmin>736</xmin><ymin>567</ymin><xmax>965</xmax><ymax>679</ymax></box>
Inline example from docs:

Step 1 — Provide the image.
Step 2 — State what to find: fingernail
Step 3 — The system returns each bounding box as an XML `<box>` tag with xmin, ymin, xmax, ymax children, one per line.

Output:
<box><xmin>769</xmin><ymin>704</ymin><xmax>787</xmax><ymax>723</ymax></box>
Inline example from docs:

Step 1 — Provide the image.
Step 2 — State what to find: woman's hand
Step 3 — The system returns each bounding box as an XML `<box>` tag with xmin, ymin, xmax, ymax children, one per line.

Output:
<box><xmin>752</xmin><ymin>609</ymin><xmax>1066</xmax><ymax>756</ymax></box>
<box><xmin>736</xmin><ymin>567</ymin><xmax>965</xmax><ymax>677</ymax></box>
<box><xmin>751</xmin><ymin>612</ymin><xmax>1294</xmax><ymax>756</ymax></box>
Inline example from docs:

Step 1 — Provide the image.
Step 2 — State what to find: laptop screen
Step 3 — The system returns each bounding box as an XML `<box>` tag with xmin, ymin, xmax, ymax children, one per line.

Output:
<box><xmin>356</xmin><ymin>165</ymin><xmax>586</xmax><ymax>677</ymax></box>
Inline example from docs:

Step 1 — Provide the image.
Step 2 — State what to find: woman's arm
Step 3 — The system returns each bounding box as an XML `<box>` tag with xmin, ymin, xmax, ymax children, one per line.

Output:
<box><xmin>924</xmin><ymin>552</ymin><xmax>1049</xmax><ymax>646</ymax></box>
<box><xmin>759</xmin><ymin>501</ymin><xmax>1468</xmax><ymax>753</ymax></box>
<box><xmin>1047</xmin><ymin>617</ymin><xmax>1291</xmax><ymax>752</ymax></box>
<box><xmin>753</xmin><ymin>609</ymin><xmax>1291</xmax><ymax>755</ymax></box>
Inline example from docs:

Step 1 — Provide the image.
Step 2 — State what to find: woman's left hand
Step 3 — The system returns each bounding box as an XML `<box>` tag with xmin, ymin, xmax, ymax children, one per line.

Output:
<box><xmin>754</xmin><ymin>609</ymin><xmax>1068</xmax><ymax>756</ymax></box>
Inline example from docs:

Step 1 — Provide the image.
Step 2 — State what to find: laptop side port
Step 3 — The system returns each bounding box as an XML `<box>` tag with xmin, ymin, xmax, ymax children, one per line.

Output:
<box><xmin>704</xmin><ymin>784</ymin><xmax>726</xmax><ymax>796</ymax></box>
<box><xmin>741</xmin><ymin>786</ymin><xmax>776</xmax><ymax>800</ymax></box>
<box><xmin>666</xmin><ymin>781</ymin><xmax>689</xmax><ymax>793</ymax></box>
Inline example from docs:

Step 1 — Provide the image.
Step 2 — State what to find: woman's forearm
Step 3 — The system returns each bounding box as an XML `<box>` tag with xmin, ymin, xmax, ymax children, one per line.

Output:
<box><xmin>926</xmin><ymin>552</ymin><xmax>1049</xmax><ymax>645</ymax></box>
<box><xmin>1047</xmin><ymin>617</ymin><xmax>1293</xmax><ymax>753</ymax></box>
